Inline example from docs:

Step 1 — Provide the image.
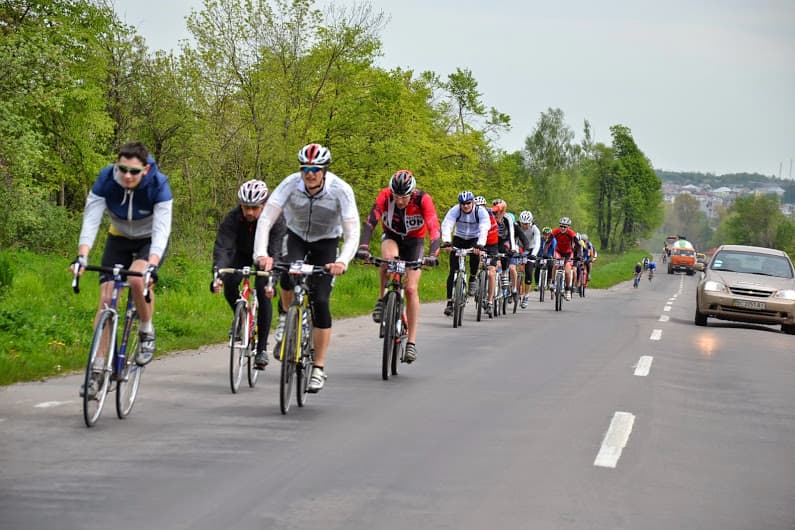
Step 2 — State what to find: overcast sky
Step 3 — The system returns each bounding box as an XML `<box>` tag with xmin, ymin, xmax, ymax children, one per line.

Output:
<box><xmin>113</xmin><ymin>0</ymin><xmax>795</xmax><ymax>178</ymax></box>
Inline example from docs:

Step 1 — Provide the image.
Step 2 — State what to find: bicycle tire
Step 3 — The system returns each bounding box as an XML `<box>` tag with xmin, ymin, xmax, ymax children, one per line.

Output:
<box><xmin>539</xmin><ymin>268</ymin><xmax>547</xmax><ymax>302</ymax></box>
<box><xmin>297</xmin><ymin>307</ymin><xmax>312</xmax><ymax>406</ymax></box>
<box><xmin>393</xmin><ymin>310</ymin><xmax>404</xmax><ymax>376</ymax></box>
<box><xmin>513</xmin><ymin>271</ymin><xmax>522</xmax><ymax>314</ymax></box>
<box><xmin>476</xmin><ymin>271</ymin><xmax>486</xmax><ymax>321</ymax></box>
<box><xmin>116</xmin><ymin>310</ymin><xmax>142</xmax><ymax>419</ymax></box>
<box><xmin>229</xmin><ymin>302</ymin><xmax>246</xmax><ymax>393</ymax></box>
<box><xmin>247</xmin><ymin>308</ymin><xmax>259</xmax><ymax>388</ymax></box>
<box><xmin>279</xmin><ymin>306</ymin><xmax>299</xmax><ymax>414</ymax></box>
<box><xmin>382</xmin><ymin>291</ymin><xmax>398</xmax><ymax>380</ymax></box>
<box><xmin>452</xmin><ymin>273</ymin><xmax>465</xmax><ymax>329</ymax></box>
<box><xmin>555</xmin><ymin>272</ymin><xmax>563</xmax><ymax>311</ymax></box>
<box><xmin>83</xmin><ymin>310</ymin><xmax>114</xmax><ymax>427</ymax></box>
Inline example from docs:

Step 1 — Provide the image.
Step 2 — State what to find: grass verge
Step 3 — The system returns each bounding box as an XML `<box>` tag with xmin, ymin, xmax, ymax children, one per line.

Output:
<box><xmin>0</xmin><ymin>248</ymin><xmax>648</xmax><ymax>385</ymax></box>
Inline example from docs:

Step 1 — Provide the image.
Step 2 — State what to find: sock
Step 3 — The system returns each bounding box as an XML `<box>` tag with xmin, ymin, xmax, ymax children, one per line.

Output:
<box><xmin>140</xmin><ymin>320</ymin><xmax>153</xmax><ymax>333</ymax></box>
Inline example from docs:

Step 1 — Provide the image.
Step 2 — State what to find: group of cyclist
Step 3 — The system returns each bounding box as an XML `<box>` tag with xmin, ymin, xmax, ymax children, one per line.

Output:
<box><xmin>71</xmin><ymin>140</ymin><xmax>598</xmax><ymax>398</ymax></box>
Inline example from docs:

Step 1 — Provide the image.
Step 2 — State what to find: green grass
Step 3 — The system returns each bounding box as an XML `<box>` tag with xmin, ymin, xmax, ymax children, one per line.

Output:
<box><xmin>0</xmin><ymin>248</ymin><xmax>641</xmax><ymax>386</ymax></box>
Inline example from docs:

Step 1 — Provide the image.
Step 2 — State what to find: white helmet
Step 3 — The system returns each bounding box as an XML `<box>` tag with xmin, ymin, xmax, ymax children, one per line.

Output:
<box><xmin>519</xmin><ymin>210</ymin><xmax>533</xmax><ymax>224</ymax></box>
<box><xmin>581</xmin><ymin>233</ymin><xmax>589</xmax><ymax>242</ymax></box>
<box><xmin>559</xmin><ymin>216</ymin><xmax>572</xmax><ymax>227</ymax></box>
<box><xmin>474</xmin><ymin>195</ymin><xmax>487</xmax><ymax>206</ymax></box>
<box><xmin>297</xmin><ymin>143</ymin><xmax>332</xmax><ymax>166</ymax></box>
<box><xmin>238</xmin><ymin>179</ymin><xmax>269</xmax><ymax>206</ymax></box>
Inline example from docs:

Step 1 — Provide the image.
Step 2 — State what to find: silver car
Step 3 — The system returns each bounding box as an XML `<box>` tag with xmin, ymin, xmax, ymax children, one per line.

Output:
<box><xmin>695</xmin><ymin>244</ymin><xmax>795</xmax><ymax>334</ymax></box>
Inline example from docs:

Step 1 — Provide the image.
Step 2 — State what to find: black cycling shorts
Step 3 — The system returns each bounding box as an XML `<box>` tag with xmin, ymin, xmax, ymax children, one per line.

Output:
<box><xmin>100</xmin><ymin>234</ymin><xmax>168</xmax><ymax>283</ymax></box>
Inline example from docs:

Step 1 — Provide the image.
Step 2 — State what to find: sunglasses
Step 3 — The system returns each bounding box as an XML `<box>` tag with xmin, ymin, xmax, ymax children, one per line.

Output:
<box><xmin>300</xmin><ymin>166</ymin><xmax>324</xmax><ymax>174</ymax></box>
<box><xmin>461</xmin><ymin>201</ymin><xmax>474</xmax><ymax>206</ymax></box>
<box><xmin>560</xmin><ymin>225</ymin><xmax>568</xmax><ymax>229</ymax></box>
<box><xmin>117</xmin><ymin>163</ymin><xmax>146</xmax><ymax>176</ymax></box>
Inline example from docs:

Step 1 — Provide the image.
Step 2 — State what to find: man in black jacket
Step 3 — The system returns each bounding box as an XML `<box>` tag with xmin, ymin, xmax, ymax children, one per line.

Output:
<box><xmin>212</xmin><ymin>179</ymin><xmax>286</xmax><ymax>369</ymax></box>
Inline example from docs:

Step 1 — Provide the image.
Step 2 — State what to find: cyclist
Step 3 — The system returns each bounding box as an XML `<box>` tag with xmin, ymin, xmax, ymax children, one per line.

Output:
<box><xmin>580</xmin><ymin>233</ymin><xmax>597</xmax><ymax>283</ymax></box>
<box><xmin>550</xmin><ymin>217</ymin><xmax>580</xmax><ymax>300</ymax></box>
<box><xmin>356</xmin><ymin>170</ymin><xmax>441</xmax><ymax>363</ymax></box>
<box><xmin>633</xmin><ymin>261</ymin><xmax>643</xmax><ymax>288</ymax></box>
<box><xmin>648</xmin><ymin>258</ymin><xmax>657</xmax><ymax>280</ymax></box>
<box><xmin>440</xmin><ymin>190</ymin><xmax>493</xmax><ymax>316</ymax></box>
<box><xmin>491</xmin><ymin>200</ymin><xmax>529</xmax><ymax>305</ymax></box>
<box><xmin>536</xmin><ymin>226</ymin><xmax>556</xmax><ymax>289</ymax></box>
<box><xmin>211</xmin><ymin>180</ymin><xmax>286</xmax><ymax>370</ymax></box>
<box><xmin>72</xmin><ymin>142</ymin><xmax>172</xmax><ymax>382</ymax></box>
<box><xmin>253</xmin><ymin>143</ymin><xmax>360</xmax><ymax>393</ymax></box>
<box><xmin>517</xmin><ymin>210</ymin><xmax>541</xmax><ymax>307</ymax></box>
<box><xmin>642</xmin><ymin>256</ymin><xmax>650</xmax><ymax>271</ymax></box>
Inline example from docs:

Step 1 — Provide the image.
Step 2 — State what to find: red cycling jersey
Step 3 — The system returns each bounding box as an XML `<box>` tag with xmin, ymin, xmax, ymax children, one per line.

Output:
<box><xmin>485</xmin><ymin>208</ymin><xmax>499</xmax><ymax>245</ymax></box>
<box><xmin>362</xmin><ymin>187</ymin><xmax>441</xmax><ymax>242</ymax></box>
<box><xmin>551</xmin><ymin>227</ymin><xmax>578</xmax><ymax>255</ymax></box>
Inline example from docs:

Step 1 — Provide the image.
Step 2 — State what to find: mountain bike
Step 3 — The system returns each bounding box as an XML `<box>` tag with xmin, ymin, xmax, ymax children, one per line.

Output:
<box><xmin>214</xmin><ymin>266</ymin><xmax>272</xmax><ymax>393</ymax></box>
<box><xmin>366</xmin><ymin>257</ymin><xmax>426</xmax><ymax>379</ymax></box>
<box><xmin>449</xmin><ymin>248</ymin><xmax>476</xmax><ymax>328</ymax></box>
<box><xmin>648</xmin><ymin>267</ymin><xmax>654</xmax><ymax>282</ymax></box>
<box><xmin>271</xmin><ymin>261</ymin><xmax>327</xmax><ymax>415</ymax></box>
<box><xmin>474</xmin><ymin>253</ymin><xmax>493</xmax><ymax>322</ymax></box>
<box><xmin>72</xmin><ymin>264</ymin><xmax>152</xmax><ymax>427</ymax></box>
<box><xmin>513</xmin><ymin>253</ymin><xmax>526</xmax><ymax>313</ymax></box>
<box><xmin>576</xmin><ymin>258</ymin><xmax>588</xmax><ymax>298</ymax></box>
<box><xmin>633</xmin><ymin>270</ymin><xmax>642</xmax><ymax>288</ymax></box>
<box><xmin>552</xmin><ymin>258</ymin><xmax>573</xmax><ymax>312</ymax></box>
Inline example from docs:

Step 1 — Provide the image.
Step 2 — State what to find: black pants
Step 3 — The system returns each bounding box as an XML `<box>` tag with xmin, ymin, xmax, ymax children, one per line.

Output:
<box><xmin>280</xmin><ymin>231</ymin><xmax>338</xmax><ymax>329</ymax></box>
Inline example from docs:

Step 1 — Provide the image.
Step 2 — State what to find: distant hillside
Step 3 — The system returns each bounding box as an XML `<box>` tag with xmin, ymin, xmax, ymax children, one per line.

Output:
<box><xmin>655</xmin><ymin>170</ymin><xmax>780</xmax><ymax>187</ymax></box>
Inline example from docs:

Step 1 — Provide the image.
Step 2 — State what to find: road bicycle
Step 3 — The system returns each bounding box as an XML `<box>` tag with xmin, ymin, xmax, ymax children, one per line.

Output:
<box><xmin>633</xmin><ymin>270</ymin><xmax>642</xmax><ymax>288</ymax></box>
<box><xmin>576</xmin><ymin>259</ymin><xmax>588</xmax><ymax>298</ymax></box>
<box><xmin>538</xmin><ymin>257</ymin><xmax>550</xmax><ymax>302</ymax></box>
<box><xmin>214</xmin><ymin>266</ymin><xmax>272</xmax><ymax>393</ymax></box>
<box><xmin>72</xmin><ymin>264</ymin><xmax>152</xmax><ymax>427</ymax></box>
<box><xmin>449</xmin><ymin>247</ymin><xmax>476</xmax><ymax>328</ymax></box>
<box><xmin>648</xmin><ymin>267</ymin><xmax>655</xmax><ymax>282</ymax></box>
<box><xmin>271</xmin><ymin>261</ymin><xmax>327</xmax><ymax>414</ymax></box>
<box><xmin>366</xmin><ymin>257</ymin><xmax>426</xmax><ymax>379</ymax></box>
<box><xmin>513</xmin><ymin>253</ymin><xmax>526</xmax><ymax>313</ymax></box>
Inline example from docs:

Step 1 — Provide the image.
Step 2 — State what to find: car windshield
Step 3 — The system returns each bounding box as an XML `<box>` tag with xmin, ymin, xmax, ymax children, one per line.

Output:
<box><xmin>711</xmin><ymin>251</ymin><xmax>794</xmax><ymax>278</ymax></box>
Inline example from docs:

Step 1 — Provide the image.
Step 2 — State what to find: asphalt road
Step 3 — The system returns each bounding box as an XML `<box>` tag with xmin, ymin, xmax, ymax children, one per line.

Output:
<box><xmin>1</xmin><ymin>270</ymin><xmax>794</xmax><ymax>530</ymax></box>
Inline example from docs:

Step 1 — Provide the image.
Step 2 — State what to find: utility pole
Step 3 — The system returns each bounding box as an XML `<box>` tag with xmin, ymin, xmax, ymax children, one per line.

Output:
<box><xmin>790</xmin><ymin>158</ymin><xmax>793</xmax><ymax>179</ymax></box>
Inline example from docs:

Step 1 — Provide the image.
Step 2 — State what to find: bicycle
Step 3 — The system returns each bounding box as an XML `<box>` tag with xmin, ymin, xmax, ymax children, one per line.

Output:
<box><xmin>538</xmin><ymin>257</ymin><xmax>550</xmax><ymax>303</ymax></box>
<box><xmin>366</xmin><ymin>257</ymin><xmax>426</xmax><ymax>379</ymax></box>
<box><xmin>72</xmin><ymin>264</ymin><xmax>152</xmax><ymax>427</ymax></box>
<box><xmin>633</xmin><ymin>270</ymin><xmax>642</xmax><ymax>288</ymax></box>
<box><xmin>214</xmin><ymin>266</ymin><xmax>272</xmax><ymax>393</ymax></box>
<box><xmin>648</xmin><ymin>267</ymin><xmax>654</xmax><ymax>282</ymax></box>
<box><xmin>271</xmin><ymin>261</ymin><xmax>328</xmax><ymax>415</ymax></box>
<box><xmin>474</xmin><ymin>253</ymin><xmax>492</xmax><ymax>322</ymax></box>
<box><xmin>449</xmin><ymin>248</ymin><xmax>476</xmax><ymax>328</ymax></box>
<box><xmin>576</xmin><ymin>259</ymin><xmax>588</xmax><ymax>298</ymax></box>
<box><xmin>513</xmin><ymin>253</ymin><xmax>526</xmax><ymax>313</ymax></box>
<box><xmin>552</xmin><ymin>258</ymin><xmax>574</xmax><ymax>312</ymax></box>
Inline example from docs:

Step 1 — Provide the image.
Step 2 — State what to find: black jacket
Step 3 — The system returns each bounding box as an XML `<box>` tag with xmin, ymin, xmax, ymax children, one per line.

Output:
<box><xmin>213</xmin><ymin>206</ymin><xmax>287</xmax><ymax>270</ymax></box>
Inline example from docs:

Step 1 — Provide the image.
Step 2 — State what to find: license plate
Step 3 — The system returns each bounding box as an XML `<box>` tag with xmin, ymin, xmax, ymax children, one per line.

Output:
<box><xmin>733</xmin><ymin>299</ymin><xmax>766</xmax><ymax>310</ymax></box>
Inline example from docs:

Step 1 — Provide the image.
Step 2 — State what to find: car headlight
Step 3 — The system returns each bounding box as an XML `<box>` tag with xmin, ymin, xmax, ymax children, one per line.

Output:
<box><xmin>702</xmin><ymin>280</ymin><xmax>726</xmax><ymax>292</ymax></box>
<box><xmin>773</xmin><ymin>289</ymin><xmax>795</xmax><ymax>300</ymax></box>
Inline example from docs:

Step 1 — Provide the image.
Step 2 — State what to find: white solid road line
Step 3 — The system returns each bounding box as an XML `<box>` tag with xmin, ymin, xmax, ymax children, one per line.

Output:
<box><xmin>650</xmin><ymin>329</ymin><xmax>662</xmax><ymax>341</ymax></box>
<box><xmin>594</xmin><ymin>411</ymin><xmax>636</xmax><ymax>468</ymax></box>
<box><xmin>634</xmin><ymin>356</ymin><xmax>653</xmax><ymax>376</ymax></box>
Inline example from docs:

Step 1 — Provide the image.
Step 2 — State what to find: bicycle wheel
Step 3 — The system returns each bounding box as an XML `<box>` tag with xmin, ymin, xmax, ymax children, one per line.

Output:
<box><xmin>297</xmin><ymin>308</ymin><xmax>312</xmax><ymax>407</ymax></box>
<box><xmin>83</xmin><ymin>311</ymin><xmax>114</xmax><ymax>427</ymax></box>
<box><xmin>116</xmin><ymin>311</ymin><xmax>143</xmax><ymax>419</ymax></box>
<box><xmin>539</xmin><ymin>268</ymin><xmax>547</xmax><ymax>302</ymax></box>
<box><xmin>279</xmin><ymin>306</ymin><xmax>299</xmax><ymax>414</ymax></box>
<box><xmin>382</xmin><ymin>291</ymin><xmax>398</xmax><ymax>380</ymax></box>
<box><xmin>476</xmin><ymin>272</ymin><xmax>486</xmax><ymax>322</ymax></box>
<box><xmin>393</xmin><ymin>309</ymin><xmax>404</xmax><ymax>376</ymax></box>
<box><xmin>513</xmin><ymin>272</ymin><xmax>522</xmax><ymax>314</ymax></box>
<box><xmin>229</xmin><ymin>302</ymin><xmax>246</xmax><ymax>393</ymax></box>
<box><xmin>247</xmin><ymin>311</ymin><xmax>259</xmax><ymax>388</ymax></box>
<box><xmin>452</xmin><ymin>273</ymin><xmax>465</xmax><ymax>329</ymax></box>
<box><xmin>554</xmin><ymin>273</ymin><xmax>563</xmax><ymax>311</ymax></box>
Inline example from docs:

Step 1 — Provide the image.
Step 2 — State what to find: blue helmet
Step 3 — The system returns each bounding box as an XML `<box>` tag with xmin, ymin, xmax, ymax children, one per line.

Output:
<box><xmin>458</xmin><ymin>190</ymin><xmax>475</xmax><ymax>203</ymax></box>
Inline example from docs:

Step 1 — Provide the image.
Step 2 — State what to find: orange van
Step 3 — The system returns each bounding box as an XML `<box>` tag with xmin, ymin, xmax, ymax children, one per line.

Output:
<box><xmin>668</xmin><ymin>239</ymin><xmax>696</xmax><ymax>275</ymax></box>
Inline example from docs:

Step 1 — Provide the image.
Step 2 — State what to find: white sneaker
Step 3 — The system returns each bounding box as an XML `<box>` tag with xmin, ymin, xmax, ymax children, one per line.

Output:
<box><xmin>564</xmin><ymin>290</ymin><xmax>571</xmax><ymax>301</ymax></box>
<box><xmin>307</xmin><ymin>367</ymin><xmax>327</xmax><ymax>393</ymax></box>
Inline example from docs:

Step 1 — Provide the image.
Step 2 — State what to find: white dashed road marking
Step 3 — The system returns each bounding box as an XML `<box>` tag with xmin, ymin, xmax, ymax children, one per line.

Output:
<box><xmin>659</xmin><ymin>315</ymin><xmax>670</xmax><ymax>322</ymax></box>
<box><xmin>34</xmin><ymin>401</ymin><xmax>73</xmax><ymax>409</ymax></box>
<box><xmin>650</xmin><ymin>329</ymin><xmax>662</xmax><ymax>341</ymax></box>
<box><xmin>634</xmin><ymin>356</ymin><xmax>653</xmax><ymax>376</ymax></box>
<box><xmin>664</xmin><ymin>305</ymin><xmax>672</xmax><ymax>312</ymax></box>
<box><xmin>594</xmin><ymin>411</ymin><xmax>636</xmax><ymax>468</ymax></box>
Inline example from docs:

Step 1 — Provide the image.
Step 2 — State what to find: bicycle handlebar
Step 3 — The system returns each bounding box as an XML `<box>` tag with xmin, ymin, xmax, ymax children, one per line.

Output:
<box><xmin>72</xmin><ymin>264</ymin><xmax>151</xmax><ymax>303</ymax></box>
<box><xmin>366</xmin><ymin>257</ymin><xmax>426</xmax><ymax>271</ymax></box>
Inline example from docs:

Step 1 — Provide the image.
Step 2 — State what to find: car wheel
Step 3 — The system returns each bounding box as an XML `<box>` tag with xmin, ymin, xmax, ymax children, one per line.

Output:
<box><xmin>782</xmin><ymin>324</ymin><xmax>795</xmax><ymax>335</ymax></box>
<box><xmin>694</xmin><ymin>306</ymin><xmax>707</xmax><ymax>326</ymax></box>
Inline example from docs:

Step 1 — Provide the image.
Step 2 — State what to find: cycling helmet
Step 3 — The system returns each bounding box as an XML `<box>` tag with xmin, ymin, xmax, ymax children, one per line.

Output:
<box><xmin>238</xmin><ymin>179</ymin><xmax>269</xmax><ymax>206</ymax></box>
<box><xmin>519</xmin><ymin>210</ymin><xmax>533</xmax><ymax>224</ymax></box>
<box><xmin>581</xmin><ymin>233</ymin><xmax>589</xmax><ymax>242</ymax></box>
<box><xmin>542</xmin><ymin>226</ymin><xmax>552</xmax><ymax>235</ymax></box>
<box><xmin>559</xmin><ymin>216</ymin><xmax>572</xmax><ymax>227</ymax></box>
<box><xmin>389</xmin><ymin>170</ymin><xmax>416</xmax><ymax>196</ymax></box>
<box><xmin>458</xmin><ymin>190</ymin><xmax>475</xmax><ymax>203</ymax></box>
<box><xmin>297</xmin><ymin>143</ymin><xmax>332</xmax><ymax>166</ymax></box>
<box><xmin>474</xmin><ymin>195</ymin><xmax>487</xmax><ymax>206</ymax></box>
